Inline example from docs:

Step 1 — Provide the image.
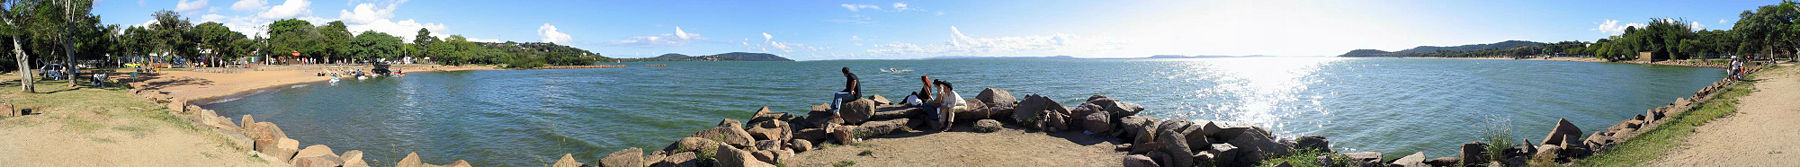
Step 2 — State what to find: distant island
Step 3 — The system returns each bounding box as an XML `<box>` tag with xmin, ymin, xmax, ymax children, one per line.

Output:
<box><xmin>626</xmin><ymin>52</ymin><xmax>795</xmax><ymax>62</ymax></box>
<box><xmin>1339</xmin><ymin>40</ymin><xmax>1548</xmax><ymax>57</ymax></box>
<box><xmin>1146</xmin><ymin>55</ymin><xmax>1267</xmax><ymax>59</ymax></box>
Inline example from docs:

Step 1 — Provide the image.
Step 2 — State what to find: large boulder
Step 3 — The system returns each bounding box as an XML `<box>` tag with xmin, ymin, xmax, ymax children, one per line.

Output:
<box><xmin>1116</xmin><ymin>116</ymin><xmax>1153</xmax><ymax>138</ymax></box>
<box><xmin>1096</xmin><ymin>99</ymin><xmax>1145</xmax><ymax>119</ymax></box>
<box><xmin>789</xmin><ymin>139</ymin><xmax>813</xmax><ymax>152</ymax></box>
<box><xmin>976</xmin><ymin>88</ymin><xmax>1018</xmax><ymax>109</ymax></box>
<box><xmin>248</xmin><ymin>122</ymin><xmax>287</xmax><ymax>152</ymax></box>
<box><xmin>1341</xmin><ymin>152</ymin><xmax>1383</xmax><ymax>167</ymax></box>
<box><xmin>748</xmin><ymin>106</ymin><xmax>786</xmax><ymax>124</ymax></box>
<box><xmin>290</xmin><ymin>145</ymin><xmax>339</xmax><ymax>164</ymax></box>
<box><xmin>839</xmin><ymin>99</ymin><xmax>878</xmax><ymax>124</ymax></box>
<box><xmin>444</xmin><ymin>160</ymin><xmax>472</xmax><ymax>167</ymax></box>
<box><xmin>293</xmin><ymin>156</ymin><xmax>344</xmax><ymax>167</ymax></box>
<box><xmin>974</xmin><ymin>119</ymin><xmax>1004</xmax><ymax>133</ymax></box>
<box><xmin>1425</xmin><ymin>157</ymin><xmax>1460</xmax><ymax>166</ymax></box>
<box><xmin>664</xmin><ymin>137</ymin><xmax>721</xmax><ymax>154</ymax></box>
<box><xmin>340</xmin><ymin>150</ymin><xmax>368</xmax><ymax>167</ymax></box>
<box><xmin>1155</xmin><ymin>124</ymin><xmax>1194</xmax><ymax>167</ymax></box>
<box><xmin>655</xmin><ymin>152</ymin><xmax>697</xmax><ymax>167</ymax></box>
<box><xmin>1391</xmin><ymin>152</ymin><xmax>1428</xmax><ymax>167</ymax></box>
<box><xmin>1043</xmin><ymin>106</ymin><xmax>1074</xmax><ymax>132</ymax></box>
<box><xmin>1294</xmin><ymin>135</ymin><xmax>1330</xmax><ymax>152</ymax></box>
<box><xmin>1012</xmin><ymin>94</ymin><xmax>1061</xmax><ymax>128</ymax></box>
<box><xmin>870</xmin><ymin>95</ymin><xmax>891</xmax><ymax>105</ymax></box>
<box><xmin>715</xmin><ymin>144</ymin><xmax>775</xmax><ymax>167</ymax></box>
<box><xmin>692</xmin><ymin>119</ymin><xmax>755</xmax><ymax>148</ymax></box>
<box><xmin>396</xmin><ymin>152</ymin><xmax>423</xmax><ymax>167</ymax></box>
<box><xmin>1540</xmin><ymin>118</ymin><xmax>1583</xmax><ymax>146</ymax></box>
<box><xmin>1082</xmin><ymin>110</ymin><xmax>1112</xmax><ymax>133</ymax></box>
<box><xmin>1122</xmin><ymin>154</ymin><xmax>1158</xmax><ymax>167</ymax></box>
<box><xmin>852</xmin><ymin>118</ymin><xmax>911</xmax><ymax>137</ymax></box>
<box><xmin>1208</xmin><ymin>143</ymin><xmax>1243</xmax><ymax>166</ymax></box>
<box><xmin>1460</xmin><ymin>142</ymin><xmax>1489</xmax><ymax>164</ymax></box>
<box><xmin>1209</xmin><ymin>121</ymin><xmax>1265</xmax><ymax>141</ymax></box>
<box><xmin>1227</xmin><ymin>131</ymin><xmax>1292</xmax><ymax>156</ymax></box>
<box><xmin>272</xmin><ymin>138</ymin><xmax>301</xmax><ymax>162</ymax></box>
<box><xmin>793</xmin><ymin>128</ymin><xmax>827</xmax><ymax>142</ymax></box>
<box><xmin>755</xmin><ymin>140</ymin><xmax>781</xmax><ymax>151</ymax></box>
<box><xmin>601</xmin><ymin>147</ymin><xmax>644</xmax><ymax>167</ymax></box>
<box><xmin>746</xmin><ymin>120</ymin><xmax>792</xmax><ymax>142</ymax></box>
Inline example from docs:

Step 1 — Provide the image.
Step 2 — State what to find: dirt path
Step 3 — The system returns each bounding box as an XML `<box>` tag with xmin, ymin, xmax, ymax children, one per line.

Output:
<box><xmin>787</xmin><ymin>126</ymin><xmax>1126</xmax><ymax>167</ymax></box>
<box><xmin>1654</xmin><ymin>64</ymin><xmax>1800</xmax><ymax>166</ymax></box>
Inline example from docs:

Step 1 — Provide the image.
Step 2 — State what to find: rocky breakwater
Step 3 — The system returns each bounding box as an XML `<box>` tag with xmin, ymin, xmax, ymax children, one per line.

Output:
<box><xmin>138</xmin><ymin>92</ymin><xmax>469</xmax><ymax>167</ymax></box>
<box><xmin>559</xmin><ymin>87</ymin><xmax>1322</xmax><ymax>167</ymax></box>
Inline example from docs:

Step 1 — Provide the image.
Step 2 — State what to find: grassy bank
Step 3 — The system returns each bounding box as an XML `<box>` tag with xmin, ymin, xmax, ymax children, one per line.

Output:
<box><xmin>1573</xmin><ymin>66</ymin><xmax>1766</xmax><ymax>166</ymax></box>
<box><xmin>1</xmin><ymin>75</ymin><xmax>277</xmax><ymax>166</ymax></box>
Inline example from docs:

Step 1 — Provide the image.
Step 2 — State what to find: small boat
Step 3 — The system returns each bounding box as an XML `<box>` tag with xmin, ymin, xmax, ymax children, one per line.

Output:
<box><xmin>329</xmin><ymin>77</ymin><xmax>340</xmax><ymax>83</ymax></box>
<box><xmin>881</xmin><ymin>68</ymin><xmax>912</xmax><ymax>73</ymax></box>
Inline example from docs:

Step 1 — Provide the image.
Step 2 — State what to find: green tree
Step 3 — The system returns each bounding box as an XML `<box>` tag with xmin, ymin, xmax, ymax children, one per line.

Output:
<box><xmin>317</xmin><ymin>21</ymin><xmax>351</xmax><ymax>62</ymax></box>
<box><xmin>349</xmin><ymin>30</ymin><xmax>401</xmax><ymax>61</ymax></box>
<box><xmin>267</xmin><ymin>19</ymin><xmax>319</xmax><ymax>63</ymax></box>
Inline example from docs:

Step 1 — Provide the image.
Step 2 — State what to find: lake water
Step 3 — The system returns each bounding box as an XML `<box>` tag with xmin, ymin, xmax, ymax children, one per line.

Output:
<box><xmin>206</xmin><ymin>57</ymin><xmax>1724</xmax><ymax>166</ymax></box>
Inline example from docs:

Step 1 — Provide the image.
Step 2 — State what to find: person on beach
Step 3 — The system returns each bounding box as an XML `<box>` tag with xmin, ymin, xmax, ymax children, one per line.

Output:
<box><xmin>904</xmin><ymin>75</ymin><xmax>933</xmax><ymax>106</ymax></box>
<box><xmin>826</xmin><ymin>67</ymin><xmax>862</xmax><ymax>144</ymax></box>
<box><xmin>929</xmin><ymin>79</ymin><xmax>967</xmax><ymax>131</ymax></box>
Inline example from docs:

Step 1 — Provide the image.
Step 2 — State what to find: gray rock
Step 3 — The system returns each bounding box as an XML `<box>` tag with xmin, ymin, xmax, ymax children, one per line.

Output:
<box><xmin>1156</xmin><ymin>126</ymin><xmax>1194</xmax><ymax>167</ymax></box>
<box><xmin>746</xmin><ymin>120</ymin><xmax>792</xmax><ymax>142</ymax></box>
<box><xmin>977</xmin><ymin>88</ymin><xmax>1018</xmax><ymax>109</ymax></box>
<box><xmin>974</xmin><ymin>119</ymin><xmax>1003</xmax><ymax>133</ymax></box>
<box><xmin>553</xmin><ymin>153</ymin><xmax>585</xmax><ymax>167</ymax></box>
<box><xmin>1122</xmin><ymin>154</ymin><xmax>1158</xmax><ymax>167</ymax></box>
<box><xmin>1341</xmin><ymin>152</ymin><xmax>1383</xmax><ymax>167</ymax></box>
<box><xmin>691</xmin><ymin>119</ymin><xmax>755</xmax><ymax>148</ymax></box>
<box><xmin>1390</xmin><ymin>152</ymin><xmax>1428</xmax><ymax>167</ymax></box>
<box><xmin>601</xmin><ymin>147</ymin><xmax>644</xmax><ymax>167</ymax></box>
<box><xmin>839</xmin><ymin>99</ymin><xmax>878</xmax><ymax>125</ymax></box>
<box><xmin>663</xmin><ymin>137</ymin><xmax>720</xmax><ymax>154</ymax></box>
<box><xmin>1012</xmin><ymin>94</ymin><xmax>1061</xmax><ymax>129</ymax></box>
<box><xmin>1540</xmin><ymin>118</ymin><xmax>1582</xmax><ymax>146</ymax></box>
<box><xmin>1209</xmin><ymin>143</ymin><xmax>1241</xmax><ymax>165</ymax></box>
<box><xmin>1227</xmin><ymin>129</ymin><xmax>1292</xmax><ymax>156</ymax></box>
<box><xmin>789</xmin><ymin>139</ymin><xmax>813</xmax><ymax>152</ymax></box>
<box><xmin>754</xmin><ymin>140</ymin><xmax>781</xmax><ymax>151</ymax></box>
<box><xmin>1460</xmin><ymin>142</ymin><xmax>1488</xmax><ymax>164</ymax></box>
<box><xmin>1082</xmin><ymin>110</ymin><xmax>1112</xmax><ymax>134</ymax></box>
<box><xmin>1295</xmin><ymin>135</ymin><xmax>1330</xmax><ymax>152</ymax></box>
<box><xmin>655</xmin><ymin>152</ymin><xmax>697</xmax><ymax>167</ymax></box>
<box><xmin>715</xmin><ymin>144</ymin><xmax>774</xmax><ymax>167</ymax></box>
<box><xmin>340</xmin><ymin>150</ymin><xmax>368</xmax><ymax>167</ymax></box>
<box><xmin>1424</xmin><ymin>157</ymin><xmax>1460</xmax><ymax>167</ymax></box>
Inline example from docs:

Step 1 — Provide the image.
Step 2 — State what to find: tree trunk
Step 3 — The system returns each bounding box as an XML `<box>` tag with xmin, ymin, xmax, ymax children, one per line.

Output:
<box><xmin>14</xmin><ymin>38</ymin><xmax>33</xmax><ymax>93</ymax></box>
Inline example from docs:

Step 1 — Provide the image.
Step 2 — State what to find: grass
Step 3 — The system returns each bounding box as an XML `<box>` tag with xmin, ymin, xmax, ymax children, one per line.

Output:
<box><xmin>1480</xmin><ymin>115</ymin><xmax>1515</xmax><ymax>166</ymax></box>
<box><xmin>832</xmin><ymin>160</ymin><xmax>856</xmax><ymax>167</ymax></box>
<box><xmin>1259</xmin><ymin>149</ymin><xmax>1347</xmax><ymax>167</ymax></box>
<box><xmin>1573</xmin><ymin>66</ymin><xmax>1763</xmax><ymax>166</ymax></box>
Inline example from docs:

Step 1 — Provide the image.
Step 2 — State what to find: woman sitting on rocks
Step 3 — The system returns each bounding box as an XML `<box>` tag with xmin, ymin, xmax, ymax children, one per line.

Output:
<box><xmin>904</xmin><ymin>75</ymin><xmax>933</xmax><ymax>106</ymax></box>
<box><xmin>930</xmin><ymin>79</ymin><xmax>967</xmax><ymax>132</ymax></box>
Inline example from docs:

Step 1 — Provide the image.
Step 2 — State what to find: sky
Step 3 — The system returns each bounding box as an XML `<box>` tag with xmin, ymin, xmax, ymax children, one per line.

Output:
<box><xmin>95</xmin><ymin>0</ymin><xmax>1776</xmax><ymax>60</ymax></box>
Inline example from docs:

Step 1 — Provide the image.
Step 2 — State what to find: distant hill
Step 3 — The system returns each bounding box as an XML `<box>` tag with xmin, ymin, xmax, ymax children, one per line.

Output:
<box><xmin>923</xmin><ymin>55</ymin><xmax>1082</xmax><ymax>60</ymax></box>
<box><xmin>632</xmin><ymin>52</ymin><xmax>794</xmax><ymax>62</ymax></box>
<box><xmin>1339</xmin><ymin>40</ymin><xmax>1547</xmax><ymax>57</ymax></box>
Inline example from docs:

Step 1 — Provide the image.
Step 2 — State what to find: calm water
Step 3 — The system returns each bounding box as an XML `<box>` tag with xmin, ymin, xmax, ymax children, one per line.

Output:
<box><xmin>207</xmin><ymin>57</ymin><xmax>1723</xmax><ymax>166</ymax></box>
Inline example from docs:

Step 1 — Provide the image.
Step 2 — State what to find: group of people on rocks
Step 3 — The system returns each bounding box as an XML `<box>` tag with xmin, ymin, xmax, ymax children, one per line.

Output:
<box><xmin>829</xmin><ymin>67</ymin><xmax>967</xmax><ymax>132</ymax></box>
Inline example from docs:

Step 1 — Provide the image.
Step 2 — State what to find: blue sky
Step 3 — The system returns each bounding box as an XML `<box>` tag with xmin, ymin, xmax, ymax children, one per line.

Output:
<box><xmin>96</xmin><ymin>0</ymin><xmax>1774</xmax><ymax>60</ymax></box>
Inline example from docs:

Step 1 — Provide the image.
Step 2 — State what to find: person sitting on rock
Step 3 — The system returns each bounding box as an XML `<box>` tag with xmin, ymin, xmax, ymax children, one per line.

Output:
<box><xmin>831</xmin><ymin>67</ymin><xmax>861</xmax><ymax>114</ymax></box>
<box><xmin>904</xmin><ymin>75</ymin><xmax>933</xmax><ymax>106</ymax></box>
<box><xmin>930</xmin><ymin>79</ymin><xmax>967</xmax><ymax>132</ymax></box>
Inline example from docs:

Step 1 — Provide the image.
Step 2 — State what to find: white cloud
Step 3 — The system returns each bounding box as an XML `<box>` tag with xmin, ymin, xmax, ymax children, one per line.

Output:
<box><xmin>1593</xmin><ymin>19</ymin><xmax>1645</xmax><ymax>35</ymax></box>
<box><xmin>465</xmin><ymin>37</ymin><xmax>502</xmax><ymax>43</ymax></box>
<box><xmin>892</xmin><ymin>3</ymin><xmax>909</xmax><ymax>11</ymax></box>
<box><xmin>337</xmin><ymin>0</ymin><xmax>445</xmax><ymax>42</ymax></box>
<box><xmin>610</xmin><ymin>26</ymin><xmax>706</xmax><ymax>47</ymax></box>
<box><xmin>841</xmin><ymin>4</ymin><xmax>879</xmax><ymax>12</ymax></box>
<box><xmin>1689</xmin><ymin>21</ymin><xmax>1705</xmax><ymax>30</ymax></box>
<box><xmin>231</xmin><ymin>0</ymin><xmax>267</xmax><ymax>11</ymax></box>
<box><xmin>868</xmin><ymin>26</ymin><xmax>1121</xmax><ymax>57</ymax></box>
<box><xmin>176</xmin><ymin>0</ymin><xmax>209</xmax><ymax>13</ymax></box>
<box><xmin>1719</xmin><ymin>19</ymin><xmax>1730</xmax><ymax>25</ymax></box>
<box><xmin>257</xmin><ymin>0</ymin><xmax>312</xmax><ymax>20</ymax></box>
<box><xmin>743</xmin><ymin>33</ymin><xmax>819</xmax><ymax>53</ymax></box>
<box><xmin>762</xmin><ymin>32</ymin><xmax>773</xmax><ymax>42</ymax></box>
<box><xmin>538</xmin><ymin>23</ymin><xmax>573</xmax><ymax>44</ymax></box>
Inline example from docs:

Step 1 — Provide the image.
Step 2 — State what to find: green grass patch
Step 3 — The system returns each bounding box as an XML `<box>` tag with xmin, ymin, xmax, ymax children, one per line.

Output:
<box><xmin>832</xmin><ymin>160</ymin><xmax>856</xmax><ymax>167</ymax></box>
<box><xmin>1259</xmin><ymin>149</ymin><xmax>1347</xmax><ymax>167</ymax></box>
<box><xmin>1574</xmin><ymin>67</ymin><xmax>1762</xmax><ymax>166</ymax></box>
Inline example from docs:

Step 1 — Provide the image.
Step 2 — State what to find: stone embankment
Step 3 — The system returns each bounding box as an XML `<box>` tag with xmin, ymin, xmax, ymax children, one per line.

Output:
<box><xmin>122</xmin><ymin>65</ymin><xmax>1759</xmax><ymax>167</ymax></box>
